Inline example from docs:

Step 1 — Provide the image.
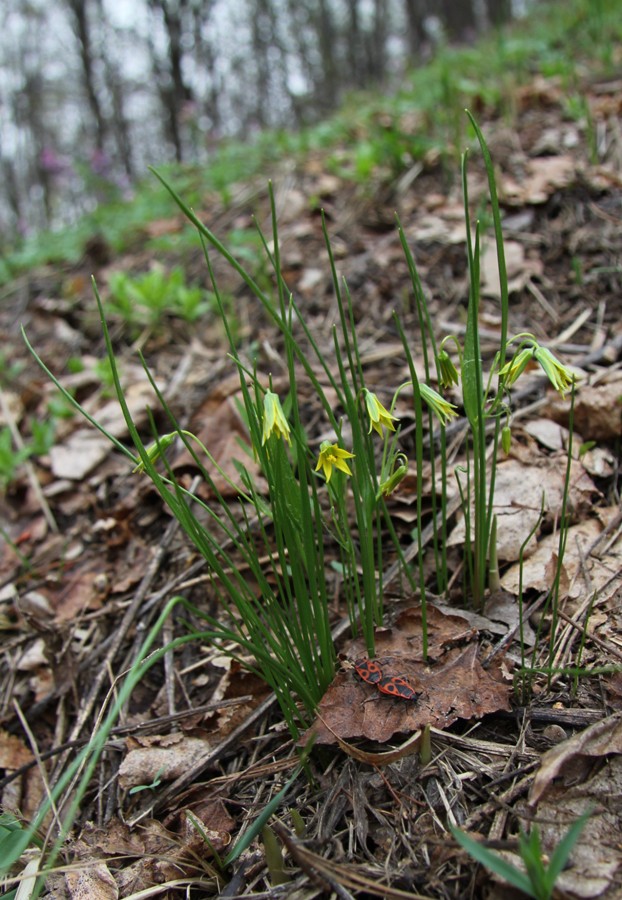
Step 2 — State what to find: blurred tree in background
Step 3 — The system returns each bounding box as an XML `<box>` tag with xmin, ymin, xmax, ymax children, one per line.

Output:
<box><xmin>0</xmin><ymin>0</ymin><xmax>516</xmax><ymax>243</ymax></box>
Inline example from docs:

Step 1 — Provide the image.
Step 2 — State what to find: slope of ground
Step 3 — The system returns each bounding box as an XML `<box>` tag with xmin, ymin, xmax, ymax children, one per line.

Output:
<box><xmin>1</xmin><ymin>2</ymin><xmax>622</xmax><ymax>897</ymax></box>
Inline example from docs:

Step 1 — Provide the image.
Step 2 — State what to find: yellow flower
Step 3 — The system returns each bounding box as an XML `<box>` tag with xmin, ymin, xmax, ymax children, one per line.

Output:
<box><xmin>363</xmin><ymin>389</ymin><xmax>399</xmax><ymax>436</ymax></box>
<box><xmin>419</xmin><ymin>383</ymin><xmax>458</xmax><ymax>426</ymax></box>
<box><xmin>261</xmin><ymin>390</ymin><xmax>291</xmax><ymax>445</ymax></box>
<box><xmin>132</xmin><ymin>432</ymin><xmax>177</xmax><ymax>473</ymax></box>
<box><xmin>534</xmin><ymin>346</ymin><xmax>575</xmax><ymax>398</ymax></box>
<box><xmin>315</xmin><ymin>441</ymin><xmax>355</xmax><ymax>482</ymax></box>
<box><xmin>499</xmin><ymin>347</ymin><xmax>535</xmax><ymax>389</ymax></box>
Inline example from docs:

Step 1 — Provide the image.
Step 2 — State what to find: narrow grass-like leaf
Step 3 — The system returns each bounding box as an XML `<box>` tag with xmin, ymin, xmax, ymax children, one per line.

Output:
<box><xmin>450</xmin><ymin>825</ymin><xmax>534</xmax><ymax>896</ymax></box>
<box><xmin>544</xmin><ymin>808</ymin><xmax>592</xmax><ymax>889</ymax></box>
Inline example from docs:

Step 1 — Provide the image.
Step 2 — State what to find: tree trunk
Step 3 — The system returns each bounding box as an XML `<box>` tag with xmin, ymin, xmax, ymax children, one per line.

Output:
<box><xmin>403</xmin><ymin>0</ymin><xmax>432</xmax><ymax>57</ymax></box>
<box><xmin>440</xmin><ymin>0</ymin><xmax>477</xmax><ymax>41</ymax></box>
<box><xmin>65</xmin><ymin>0</ymin><xmax>107</xmax><ymax>150</ymax></box>
<box><xmin>315</xmin><ymin>0</ymin><xmax>338</xmax><ymax>111</ymax></box>
<box><xmin>484</xmin><ymin>0</ymin><xmax>512</xmax><ymax>28</ymax></box>
<box><xmin>369</xmin><ymin>0</ymin><xmax>388</xmax><ymax>82</ymax></box>
<box><xmin>347</xmin><ymin>0</ymin><xmax>362</xmax><ymax>84</ymax></box>
<box><xmin>148</xmin><ymin>0</ymin><xmax>194</xmax><ymax>163</ymax></box>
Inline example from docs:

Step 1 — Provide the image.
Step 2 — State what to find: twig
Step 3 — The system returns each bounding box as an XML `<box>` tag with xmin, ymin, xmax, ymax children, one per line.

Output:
<box><xmin>0</xmin><ymin>697</ymin><xmax>252</xmax><ymax>792</ymax></box>
<box><xmin>135</xmin><ymin>691</ymin><xmax>279</xmax><ymax>824</ymax></box>
<box><xmin>51</xmin><ymin>495</ymin><xmax>190</xmax><ymax>776</ymax></box>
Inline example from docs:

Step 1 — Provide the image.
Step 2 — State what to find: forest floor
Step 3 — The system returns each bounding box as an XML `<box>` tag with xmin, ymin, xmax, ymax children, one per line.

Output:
<box><xmin>1</xmin><ymin>46</ymin><xmax>622</xmax><ymax>900</ymax></box>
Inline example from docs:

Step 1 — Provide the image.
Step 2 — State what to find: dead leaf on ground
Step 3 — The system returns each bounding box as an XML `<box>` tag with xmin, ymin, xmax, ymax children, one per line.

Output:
<box><xmin>480</xmin><ymin>239</ymin><xmax>543</xmax><ymax>298</ymax></box>
<box><xmin>142</xmin><ymin>215</ymin><xmax>185</xmax><ymax>238</ymax></box>
<box><xmin>502</xmin><ymin>516</ymin><xmax>622</xmax><ymax>598</ymax></box>
<box><xmin>530</xmin><ymin>712</ymin><xmax>622</xmax><ymax>806</ymax></box>
<box><xmin>0</xmin><ymin>728</ymin><xmax>33</xmax><ymax>769</ymax></box>
<box><xmin>66</xmin><ymin>862</ymin><xmax>119</xmax><ymax>900</ymax></box>
<box><xmin>484</xmin><ymin>590</ymin><xmax>537</xmax><ymax>646</ymax></box>
<box><xmin>406</xmin><ymin>202</ymin><xmax>467</xmax><ymax>245</ymax></box>
<box><xmin>523</xmin><ymin>416</ymin><xmax>575</xmax><ymax>452</ymax></box>
<box><xmin>46</xmin><ymin>560</ymin><xmax>107</xmax><ymax>622</ymax></box>
<box><xmin>547</xmin><ymin>372</ymin><xmax>622</xmax><ymax>440</ymax></box>
<box><xmin>73</xmin><ymin>818</ymin><xmax>214</xmax><ymax>894</ymax></box>
<box><xmin>517</xmin><ymin>714</ymin><xmax>622</xmax><ymax>897</ymax></box>
<box><xmin>118</xmin><ymin>733</ymin><xmax>212</xmax><ymax>790</ymax></box>
<box><xmin>497</xmin><ymin>784</ymin><xmax>619</xmax><ymax>900</ymax></box>
<box><xmin>308</xmin><ymin>606</ymin><xmax>511</xmax><ymax>744</ymax></box>
<box><xmin>50</xmin><ymin>372</ymin><xmax>165</xmax><ymax>480</ymax></box>
<box><xmin>502</xmin><ymin>155</ymin><xmax>576</xmax><ymax>205</ymax></box>
<box><xmin>49</xmin><ymin>431</ymin><xmax>112</xmax><ymax>481</ymax></box>
<box><xmin>174</xmin><ymin>389</ymin><xmax>266</xmax><ymax>497</ymax></box>
<box><xmin>449</xmin><ymin>453</ymin><xmax>597</xmax><ymax>563</ymax></box>
<box><xmin>176</xmin><ymin>797</ymin><xmax>235</xmax><ymax>854</ymax></box>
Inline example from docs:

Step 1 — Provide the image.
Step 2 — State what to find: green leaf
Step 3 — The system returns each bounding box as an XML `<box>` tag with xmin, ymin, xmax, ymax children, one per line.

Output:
<box><xmin>450</xmin><ymin>825</ymin><xmax>534</xmax><ymax>896</ymax></box>
<box><xmin>0</xmin><ymin>828</ymin><xmax>37</xmax><ymax>875</ymax></box>
<box><xmin>544</xmin><ymin>809</ymin><xmax>592</xmax><ymax>890</ymax></box>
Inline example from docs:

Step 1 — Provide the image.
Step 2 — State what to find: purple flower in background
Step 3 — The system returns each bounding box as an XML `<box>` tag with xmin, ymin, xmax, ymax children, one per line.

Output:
<box><xmin>89</xmin><ymin>148</ymin><xmax>113</xmax><ymax>178</ymax></box>
<box><xmin>39</xmin><ymin>147</ymin><xmax>71</xmax><ymax>177</ymax></box>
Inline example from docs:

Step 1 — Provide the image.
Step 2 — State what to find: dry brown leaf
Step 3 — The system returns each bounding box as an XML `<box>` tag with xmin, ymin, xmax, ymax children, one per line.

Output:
<box><xmin>50</xmin><ymin>562</ymin><xmax>107</xmax><ymax>622</ymax></box>
<box><xmin>501</xmin><ymin>517</ymin><xmax>618</xmax><ymax>597</ymax></box>
<box><xmin>0</xmin><ymin>728</ymin><xmax>33</xmax><ymax>769</ymax></box>
<box><xmin>50</xmin><ymin>372</ymin><xmax>165</xmax><ymax>480</ymax></box>
<box><xmin>547</xmin><ymin>372</ymin><xmax>622</xmax><ymax>440</ymax></box>
<box><xmin>524</xmin><ymin>419</ymin><xmax>615</xmax><ymax>479</ymax></box>
<box><xmin>530</xmin><ymin>712</ymin><xmax>622</xmax><ymax>805</ymax></box>
<box><xmin>49</xmin><ymin>431</ymin><xmax>111</xmax><ymax>480</ymax></box>
<box><xmin>515</xmin><ymin>74</ymin><xmax>564</xmax><ymax>110</ymax></box>
<box><xmin>92</xmin><ymin>374</ymin><xmax>165</xmax><ymax>438</ymax></box>
<box><xmin>178</xmin><ymin>797</ymin><xmax>235</xmax><ymax>853</ymax></box>
<box><xmin>484</xmin><ymin>590</ymin><xmax>537</xmax><ymax>646</ymax></box>
<box><xmin>174</xmin><ymin>391</ymin><xmax>265</xmax><ymax>497</ymax></box>
<box><xmin>352</xmin><ymin>605</ymin><xmax>478</xmax><ymax>662</ymax></box>
<box><xmin>407</xmin><ymin>209</ymin><xmax>467</xmax><ymax>245</ymax></box>
<box><xmin>480</xmin><ymin>239</ymin><xmax>542</xmax><ymax>298</ymax></box>
<box><xmin>307</xmin><ymin>607</ymin><xmax>511</xmax><ymax>744</ymax></box>
<box><xmin>142</xmin><ymin>216</ymin><xmax>184</xmax><ymax>238</ymax></box>
<box><xmin>521</xmin><ymin>155</ymin><xmax>576</xmax><ymax>204</ymax></box>
<box><xmin>495</xmin><ymin>800</ymin><xmax>619</xmax><ymax>900</ymax></box>
<box><xmin>449</xmin><ymin>454</ymin><xmax>597</xmax><ymax>563</ymax></box>
<box><xmin>523</xmin><ymin>416</ymin><xmax>574</xmax><ymax>451</ymax></box>
<box><xmin>118</xmin><ymin>734</ymin><xmax>212</xmax><ymax>790</ymax></box>
<box><xmin>77</xmin><ymin>819</ymin><xmax>149</xmax><ymax>857</ymax></box>
<box><xmin>79</xmin><ymin>819</ymin><xmax>203</xmax><ymax>894</ymax></box>
<box><xmin>65</xmin><ymin>862</ymin><xmax>119</xmax><ymax>900</ymax></box>
<box><xmin>519</xmin><ymin>718</ymin><xmax>622</xmax><ymax>897</ymax></box>
<box><xmin>315</xmin><ymin>713</ymin><xmax>423</xmax><ymax>765</ymax></box>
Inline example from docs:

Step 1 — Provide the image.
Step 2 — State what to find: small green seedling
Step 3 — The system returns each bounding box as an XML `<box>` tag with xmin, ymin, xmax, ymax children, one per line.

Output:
<box><xmin>128</xmin><ymin>766</ymin><xmax>166</xmax><ymax>795</ymax></box>
<box><xmin>0</xmin><ymin>416</ymin><xmax>56</xmax><ymax>491</ymax></box>
<box><xmin>0</xmin><ymin>429</ymin><xmax>30</xmax><ymax>488</ymax></box>
<box><xmin>450</xmin><ymin>810</ymin><xmax>592</xmax><ymax>900</ymax></box>
<box><xmin>107</xmin><ymin>265</ymin><xmax>210</xmax><ymax>329</ymax></box>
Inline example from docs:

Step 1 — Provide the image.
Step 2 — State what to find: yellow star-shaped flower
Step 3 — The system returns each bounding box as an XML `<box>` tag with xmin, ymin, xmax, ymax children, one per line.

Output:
<box><xmin>315</xmin><ymin>441</ymin><xmax>355</xmax><ymax>482</ymax></box>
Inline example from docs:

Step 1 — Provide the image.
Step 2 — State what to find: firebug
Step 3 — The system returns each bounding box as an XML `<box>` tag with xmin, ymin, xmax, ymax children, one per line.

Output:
<box><xmin>377</xmin><ymin>675</ymin><xmax>419</xmax><ymax>701</ymax></box>
<box><xmin>354</xmin><ymin>658</ymin><xmax>383</xmax><ymax>684</ymax></box>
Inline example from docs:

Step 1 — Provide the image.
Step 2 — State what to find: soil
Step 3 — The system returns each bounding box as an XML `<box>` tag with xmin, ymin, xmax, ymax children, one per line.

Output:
<box><xmin>1</xmin><ymin>71</ymin><xmax>621</xmax><ymax>898</ymax></box>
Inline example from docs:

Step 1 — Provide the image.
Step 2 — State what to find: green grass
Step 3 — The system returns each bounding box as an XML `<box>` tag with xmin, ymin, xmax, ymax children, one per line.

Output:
<box><xmin>450</xmin><ymin>811</ymin><xmax>593</xmax><ymax>900</ymax></box>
